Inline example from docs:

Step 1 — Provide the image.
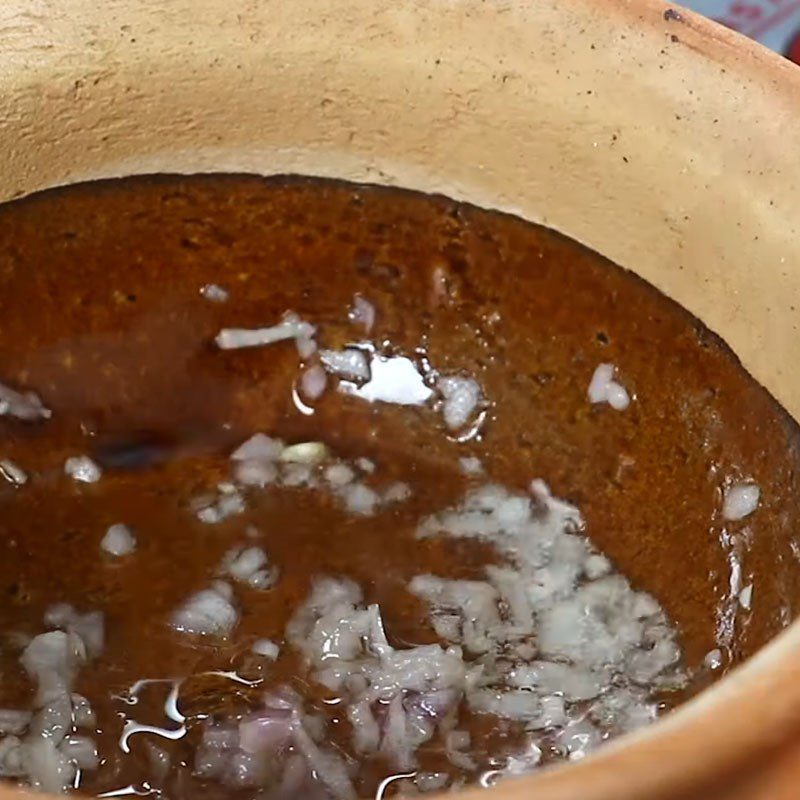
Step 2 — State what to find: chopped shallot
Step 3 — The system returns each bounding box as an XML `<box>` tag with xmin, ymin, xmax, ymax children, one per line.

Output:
<box><xmin>704</xmin><ymin>649</ymin><xmax>723</xmax><ymax>670</ymax></box>
<box><xmin>437</xmin><ymin>375</ymin><xmax>483</xmax><ymax>430</ymax></box>
<box><xmin>0</xmin><ymin>710</ymin><xmax>32</xmax><ymax>735</ymax></box>
<box><xmin>215</xmin><ymin>312</ymin><xmax>315</xmax><ymax>350</ymax></box>
<box><xmin>171</xmin><ymin>583</ymin><xmax>239</xmax><ymax>637</ymax></box>
<box><xmin>279</xmin><ymin>441</ymin><xmax>329</xmax><ymax>465</ymax></box>
<box><xmin>0</xmin><ymin>381</ymin><xmax>51</xmax><ymax>421</ymax></box>
<box><xmin>300</xmin><ymin>364</ymin><xmax>328</xmax><ymax>400</ymax></box>
<box><xmin>722</xmin><ymin>482</ymin><xmax>760</xmax><ymax>521</ymax></box>
<box><xmin>0</xmin><ymin>459</ymin><xmax>27</xmax><ymax>486</ymax></box>
<box><xmin>319</xmin><ymin>349</ymin><xmax>371</xmax><ymax>382</ymax></box>
<box><xmin>252</xmin><ymin>639</ymin><xmax>281</xmax><ymax>660</ymax></box>
<box><xmin>459</xmin><ymin>456</ymin><xmax>484</xmax><ymax>477</ymax></box>
<box><xmin>295</xmin><ymin>335</ymin><xmax>318</xmax><ymax>360</ymax></box>
<box><xmin>324</xmin><ymin>463</ymin><xmax>355</xmax><ymax>487</ymax></box>
<box><xmin>348</xmin><ymin>295</ymin><xmax>376</xmax><ymax>332</ymax></box>
<box><xmin>43</xmin><ymin>604</ymin><xmax>105</xmax><ymax>658</ymax></box>
<box><xmin>231</xmin><ymin>433</ymin><xmax>285</xmax><ymax>462</ymax></box>
<box><xmin>588</xmin><ymin>363</ymin><xmax>630</xmax><ymax>410</ymax></box>
<box><xmin>101</xmin><ymin>524</ymin><xmax>136</xmax><ymax>557</ymax></box>
<box><xmin>64</xmin><ymin>456</ymin><xmax>102</xmax><ymax>483</ymax></box>
<box><xmin>200</xmin><ymin>283</ymin><xmax>229</xmax><ymax>302</ymax></box>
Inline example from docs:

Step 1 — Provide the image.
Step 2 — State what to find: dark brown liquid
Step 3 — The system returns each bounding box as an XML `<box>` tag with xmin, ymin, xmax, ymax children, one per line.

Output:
<box><xmin>0</xmin><ymin>175</ymin><xmax>798</xmax><ymax>798</ymax></box>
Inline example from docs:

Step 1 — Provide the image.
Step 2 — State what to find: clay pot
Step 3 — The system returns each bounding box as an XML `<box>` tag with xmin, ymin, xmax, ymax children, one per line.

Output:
<box><xmin>0</xmin><ymin>0</ymin><xmax>799</xmax><ymax>798</ymax></box>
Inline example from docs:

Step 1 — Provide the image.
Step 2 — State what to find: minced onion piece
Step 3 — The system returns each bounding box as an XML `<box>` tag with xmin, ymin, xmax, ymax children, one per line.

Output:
<box><xmin>295</xmin><ymin>335</ymin><xmax>318</xmax><ymax>360</ymax></box>
<box><xmin>299</xmin><ymin>364</ymin><xmax>327</xmax><ymax>400</ymax></box>
<box><xmin>704</xmin><ymin>648</ymin><xmax>723</xmax><ymax>670</ymax></box>
<box><xmin>0</xmin><ymin>710</ymin><xmax>32</xmax><ymax>735</ymax></box>
<box><xmin>234</xmin><ymin>690</ymin><xmax>355</xmax><ymax>798</ymax></box>
<box><xmin>739</xmin><ymin>583</ymin><xmax>754</xmax><ymax>610</ymax></box>
<box><xmin>356</xmin><ymin>457</ymin><xmax>375</xmax><ymax>474</ymax></box>
<box><xmin>280</xmin><ymin>462</ymin><xmax>315</xmax><ymax>488</ymax></box>
<box><xmin>25</xmin><ymin>738</ymin><xmax>77</xmax><ymax>792</ymax></box>
<box><xmin>446</xmin><ymin>730</ymin><xmax>476</xmax><ymax>771</ymax></box>
<box><xmin>722</xmin><ymin>482</ymin><xmax>760</xmax><ymax>521</ymax></box>
<box><xmin>502</xmin><ymin>739</ymin><xmax>544</xmax><ymax>776</ymax></box>
<box><xmin>324</xmin><ymin>463</ymin><xmax>355</xmax><ymax>487</ymax></box>
<box><xmin>508</xmin><ymin>662</ymin><xmax>603</xmax><ymax>702</ymax></box>
<box><xmin>410</xmin><ymin>575</ymin><xmax>502</xmax><ymax>655</ymax></box>
<box><xmin>279</xmin><ymin>441</ymin><xmax>329</xmax><ymax>465</ymax></box>
<box><xmin>101</xmin><ymin>523</ymin><xmax>137</xmax><ymax>557</ymax></box>
<box><xmin>553</xmin><ymin>718</ymin><xmax>601</xmax><ymax>761</ymax></box>
<box><xmin>60</xmin><ymin>736</ymin><xmax>99</xmax><ymax>770</ymax></box>
<box><xmin>215</xmin><ymin>312</ymin><xmax>315</xmax><ymax>351</ymax></box>
<box><xmin>11</xmin><ymin>604</ymin><xmax>104</xmax><ymax>793</ymax></box>
<box><xmin>252</xmin><ymin>639</ymin><xmax>281</xmax><ymax>660</ymax></box>
<box><xmin>384</xmin><ymin>482</ymin><xmax>411</xmax><ymax>504</ymax></box>
<box><xmin>196</xmin><ymin>486</ymin><xmax>246</xmax><ymax>524</ymax></box>
<box><xmin>231</xmin><ymin>433</ymin><xmax>284</xmax><ymax>462</ymax></box>
<box><xmin>230</xmin><ymin>434</ymin><xmax>284</xmax><ymax>487</ymax></box>
<box><xmin>348</xmin><ymin>294</ymin><xmax>376</xmax><ymax>332</ymax></box>
<box><xmin>145</xmin><ymin>741</ymin><xmax>172</xmax><ymax>781</ymax></box>
<box><xmin>587</xmin><ymin>363</ymin><xmax>630</xmax><ymax>410</ymax></box>
<box><xmin>0</xmin><ymin>381</ymin><xmax>51</xmax><ymax>421</ymax></box>
<box><xmin>220</xmin><ymin>546</ymin><xmax>278</xmax><ymax>590</ymax></box>
<box><xmin>319</xmin><ymin>348</ymin><xmax>371</xmax><ymax>383</ymax></box>
<box><xmin>345</xmin><ymin>354</ymin><xmax>433</xmax><ymax>406</ymax></box>
<box><xmin>64</xmin><ymin>455</ymin><xmax>102</xmax><ymax>483</ymax></box>
<box><xmin>584</xmin><ymin>553</ymin><xmax>612</xmax><ymax>579</ymax></box>
<box><xmin>234</xmin><ymin>459</ymin><xmax>278</xmax><ymax>488</ymax></box>
<box><xmin>200</xmin><ymin>283</ymin><xmax>229</xmax><ymax>303</ymax></box>
<box><xmin>415</xmin><ymin>772</ymin><xmax>449</xmax><ymax>792</ymax></box>
<box><xmin>414</xmin><ymin>479</ymin><xmax>685</xmax><ymax>754</ymax></box>
<box><xmin>340</xmin><ymin>483</ymin><xmax>380</xmax><ymax>516</ymax></box>
<box><xmin>221</xmin><ymin>546</ymin><xmax>267</xmax><ymax>579</ymax></box>
<box><xmin>171</xmin><ymin>583</ymin><xmax>239</xmax><ymax>637</ymax></box>
<box><xmin>437</xmin><ymin>375</ymin><xmax>483</xmax><ymax>430</ymax></box>
<box><xmin>21</xmin><ymin>632</ymin><xmax>85</xmax><ymax>702</ymax></box>
<box><xmin>43</xmin><ymin>604</ymin><xmax>105</xmax><ymax>659</ymax></box>
<box><xmin>0</xmin><ymin>459</ymin><xmax>27</xmax><ymax>486</ymax></box>
<box><xmin>196</xmin><ymin>723</ymin><xmax>271</xmax><ymax>788</ymax></box>
<box><xmin>70</xmin><ymin>694</ymin><xmax>96</xmax><ymax>729</ymax></box>
<box><xmin>287</xmin><ymin>578</ymin><xmax>478</xmax><ymax>771</ymax></box>
<box><xmin>459</xmin><ymin>456</ymin><xmax>484</xmax><ymax>477</ymax></box>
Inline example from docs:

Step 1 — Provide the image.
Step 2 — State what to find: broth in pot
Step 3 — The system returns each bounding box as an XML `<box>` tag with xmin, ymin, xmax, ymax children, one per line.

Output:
<box><xmin>0</xmin><ymin>175</ymin><xmax>796</xmax><ymax>798</ymax></box>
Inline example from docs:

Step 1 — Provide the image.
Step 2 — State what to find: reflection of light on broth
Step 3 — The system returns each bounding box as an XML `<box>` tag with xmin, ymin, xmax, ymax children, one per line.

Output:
<box><xmin>341</xmin><ymin>352</ymin><xmax>433</xmax><ymax>406</ymax></box>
